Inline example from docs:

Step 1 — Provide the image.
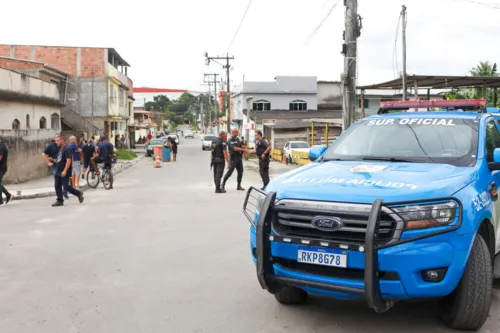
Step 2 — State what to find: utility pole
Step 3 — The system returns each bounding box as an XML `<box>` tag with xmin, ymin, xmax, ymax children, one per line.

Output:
<box><xmin>91</xmin><ymin>68</ymin><xmax>95</xmax><ymax>135</ymax></box>
<box><xmin>204</xmin><ymin>73</ymin><xmax>219</xmax><ymax>134</ymax></box>
<box><xmin>204</xmin><ymin>53</ymin><xmax>234</xmax><ymax>133</ymax></box>
<box><xmin>401</xmin><ymin>5</ymin><xmax>407</xmax><ymax>101</ymax></box>
<box><xmin>341</xmin><ymin>0</ymin><xmax>361</xmax><ymax>131</ymax></box>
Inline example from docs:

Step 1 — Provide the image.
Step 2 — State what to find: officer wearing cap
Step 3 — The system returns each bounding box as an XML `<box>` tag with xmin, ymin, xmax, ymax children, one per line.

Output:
<box><xmin>248</xmin><ymin>130</ymin><xmax>272</xmax><ymax>190</ymax></box>
<box><xmin>221</xmin><ymin>128</ymin><xmax>247</xmax><ymax>192</ymax></box>
<box><xmin>211</xmin><ymin>131</ymin><xmax>229</xmax><ymax>193</ymax></box>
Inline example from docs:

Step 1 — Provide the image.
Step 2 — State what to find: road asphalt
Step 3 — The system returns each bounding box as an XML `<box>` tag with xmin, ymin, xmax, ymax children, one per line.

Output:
<box><xmin>1</xmin><ymin>135</ymin><xmax>499</xmax><ymax>333</ymax></box>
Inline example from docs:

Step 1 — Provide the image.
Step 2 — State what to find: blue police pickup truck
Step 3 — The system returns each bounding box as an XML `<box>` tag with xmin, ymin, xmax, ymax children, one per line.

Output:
<box><xmin>243</xmin><ymin>99</ymin><xmax>500</xmax><ymax>330</ymax></box>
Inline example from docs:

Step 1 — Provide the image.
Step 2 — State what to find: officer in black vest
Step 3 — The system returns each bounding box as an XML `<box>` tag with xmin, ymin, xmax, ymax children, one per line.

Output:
<box><xmin>249</xmin><ymin>130</ymin><xmax>272</xmax><ymax>190</ymax></box>
<box><xmin>211</xmin><ymin>131</ymin><xmax>229</xmax><ymax>193</ymax></box>
<box><xmin>221</xmin><ymin>128</ymin><xmax>247</xmax><ymax>191</ymax></box>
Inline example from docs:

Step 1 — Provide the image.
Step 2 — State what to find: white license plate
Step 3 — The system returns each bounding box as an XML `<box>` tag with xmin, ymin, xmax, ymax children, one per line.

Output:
<box><xmin>297</xmin><ymin>246</ymin><xmax>347</xmax><ymax>268</ymax></box>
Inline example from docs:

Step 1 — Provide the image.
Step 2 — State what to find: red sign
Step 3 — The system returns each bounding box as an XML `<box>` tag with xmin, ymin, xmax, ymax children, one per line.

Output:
<box><xmin>380</xmin><ymin>99</ymin><xmax>487</xmax><ymax>110</ymax></box>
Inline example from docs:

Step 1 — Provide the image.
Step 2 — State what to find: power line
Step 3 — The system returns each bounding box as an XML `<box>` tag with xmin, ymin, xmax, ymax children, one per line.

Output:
<box><xmin>304</xmin><ymin>0</ymin><xmax>342</xmax><ymax>45</ymax></box>
<box><xmin>225</xmin><ymin>0</ymin><xmax>254</xmax><ymax>52</ymax></box>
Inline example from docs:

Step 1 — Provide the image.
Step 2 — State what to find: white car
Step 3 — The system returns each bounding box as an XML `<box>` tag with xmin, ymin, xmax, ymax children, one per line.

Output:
<box><xmin>184</xmin><ymin>132</ymin><xmax>194</xmax><ymax>139</ymax></box>
<box><xmin>202</xmin><ymin>135</ymin><xmax>217</xmax><ymax>150</ymax></box>
<box><xmin>283</xmin><ymin>141</ymin><xmax>310</xmax><ymax>159</ymax></box>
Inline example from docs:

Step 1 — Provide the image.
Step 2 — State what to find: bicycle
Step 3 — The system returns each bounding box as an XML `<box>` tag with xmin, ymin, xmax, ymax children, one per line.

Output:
<box><xmin>86</xmin><ymin>161</ymin><xmax>114</xmax><ymax>190</ymax></box>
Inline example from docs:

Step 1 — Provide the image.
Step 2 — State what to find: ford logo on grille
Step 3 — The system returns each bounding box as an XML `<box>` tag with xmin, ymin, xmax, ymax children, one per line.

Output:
<box><xmin>311</xmin><ymin>216</ymin><xmax>343</xmax><ymax>232</ymax></box>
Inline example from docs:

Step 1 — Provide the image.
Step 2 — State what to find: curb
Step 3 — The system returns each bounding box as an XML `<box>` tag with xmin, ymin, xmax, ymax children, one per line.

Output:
<box><xmin>11</xmin><ymin>155</ymin><xmax>145</xmax><ymax>201</ymax></box>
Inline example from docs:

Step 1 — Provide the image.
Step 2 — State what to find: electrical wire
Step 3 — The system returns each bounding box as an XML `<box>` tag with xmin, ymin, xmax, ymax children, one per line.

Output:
<box><xmin>225</xmin><ymin>0</ymin><xmax>254</xmax><ymax>52</ymax></box>
<box><xmin>304</xmin><ymin>0</ymin><xmax>342</xmax><ymax>45</ymax></box>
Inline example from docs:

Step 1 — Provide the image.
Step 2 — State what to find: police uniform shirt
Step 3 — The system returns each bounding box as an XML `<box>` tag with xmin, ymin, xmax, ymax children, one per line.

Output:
<box><xmin>212</xmin><ymin>138</ymin><xmax>227</xmax><ymax>159</ymax></box>
<box><xmin>228</xmin><ymin>137</ymin><xmax>243</xmax><ymax>161</ymax></box>
<box><xmin>256</xmin><ymin>138</ymin><xmax>270</xmax><ymax>160</ymax></box>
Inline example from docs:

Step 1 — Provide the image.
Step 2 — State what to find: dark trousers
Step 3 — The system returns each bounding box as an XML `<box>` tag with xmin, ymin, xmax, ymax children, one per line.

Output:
<box><xmin>259</xmin><ymin>159</ymin><xmax>270</xmax><ymax>187</ymax></box>
<box><xmin>223</xmin><ymin>159</ymin><xmax>243</xmax><ymax>185</ymax></box>
<box><xmin>55</xmin><ymin>175</ymin><xmax>81</xmax><ymax>202</ymax></box>
<box><xmin>0</xmin><ymin>171</ymin><xmax>10</xmax><ymax>204</ymax></box>
<box><xmin>213</xmin><ymin>161</ymin><xmax>225</xmax><ymax>189</ymax></box>
<box><xmin>52</xmin><ymin>167</ymin><xmax>68</xmax><ymax>197</ymax></box>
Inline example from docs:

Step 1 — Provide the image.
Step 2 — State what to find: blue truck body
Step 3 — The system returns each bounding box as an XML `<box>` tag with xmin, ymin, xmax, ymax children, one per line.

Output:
<box><xmin>243</xmin><ymin>109</ymin><xmax>500</xmax><ymax>330</ymax></box>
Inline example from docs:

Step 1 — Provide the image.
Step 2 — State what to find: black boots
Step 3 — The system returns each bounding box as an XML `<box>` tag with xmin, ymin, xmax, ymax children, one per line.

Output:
<box><xmin>237</xmin><ymin>183</ymin><xmax>245</xmax><ymax>191</ymax></box>
<box><xmin>215</xmin><ymin>188</ymin><xmax>226</xmax><ymax>194</ymax></box>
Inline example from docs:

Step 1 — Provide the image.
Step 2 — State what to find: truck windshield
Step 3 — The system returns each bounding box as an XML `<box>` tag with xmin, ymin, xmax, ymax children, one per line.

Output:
<box><xmin>322</xmin><ymin>118</ymin><xmax>479</xmax><ymax>167</ymax></box>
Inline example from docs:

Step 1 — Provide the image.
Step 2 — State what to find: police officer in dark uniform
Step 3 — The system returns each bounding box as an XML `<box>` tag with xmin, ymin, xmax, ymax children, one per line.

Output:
<box><xmin>211</xmin><ymin>131</ymin><xmax>229</xmax><ymax>193</ymax></box>
<box><xmin>221</xmin><ymin>128</ymin><xmax>247</xmax><ymax>191</ymax></box>
<box><xmin>249</xmin><ymin>130</ymin><xmax>272</xmax><ymax>190</ymax></box>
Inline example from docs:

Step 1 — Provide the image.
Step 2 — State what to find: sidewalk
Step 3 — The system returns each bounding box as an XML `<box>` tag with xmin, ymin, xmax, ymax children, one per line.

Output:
<box><xmin>4</xmin><ymin>155</ymin><xmax>145</xmax><ymax>201</ymax></box>
<box><xmin>244</xmin><ymin>159</ymin><xmax>298</xmax><ymax>177</ymax></box>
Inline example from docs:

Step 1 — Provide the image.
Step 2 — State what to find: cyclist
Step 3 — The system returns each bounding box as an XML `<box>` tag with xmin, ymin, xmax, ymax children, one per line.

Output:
<box><xmin>90</xmin><ymin>135</ymin><xmax>115</xmax><ymax>179</ymax></box>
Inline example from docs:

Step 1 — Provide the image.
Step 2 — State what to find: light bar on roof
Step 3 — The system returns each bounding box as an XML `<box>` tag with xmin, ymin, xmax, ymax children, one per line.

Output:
<box><xmin>380</xmin><ymin>99</ymin><xmax>487</xmax><ymax>110</ymax></box>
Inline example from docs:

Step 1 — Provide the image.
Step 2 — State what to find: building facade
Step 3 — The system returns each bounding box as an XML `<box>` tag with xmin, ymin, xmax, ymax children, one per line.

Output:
<box><xmin>0</xmin><ymin>44</ymin><xmax>133</xmax><ymax>143</ymax></box>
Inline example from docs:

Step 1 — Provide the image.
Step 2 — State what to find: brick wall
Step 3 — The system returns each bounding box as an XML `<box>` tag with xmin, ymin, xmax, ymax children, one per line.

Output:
<box><xmin>34</xmin><ymin>46</ymin><xmax>78</xmax><ymax>76</ymax></box>
<box><xmin>81</xmin><ymin>47</ymin><xmax>105</xmax><ymax>77</ymax></box>
<box><xmin>0</xmin><ymin>45</ymin><xmax>106</xmax><ymax>78</ymax></box>
<box><xmin>0</xmin><ymin>58</ymin><xmax>42</xmax><ymax>70</ymax></box>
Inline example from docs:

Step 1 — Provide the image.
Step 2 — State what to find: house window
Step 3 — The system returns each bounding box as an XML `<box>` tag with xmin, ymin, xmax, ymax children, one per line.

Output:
<box><xmin>119</xmin><ymin>89</ymin><xmax>124</xmax><ymax>106</ymax></box>
<box><xmin>110</xmin><ymin>84</ymin><xmax>115</xmax><ymax>104</ymax></box>
<box><xmin>12</xmin><ymin>119</ymin><xmax>20</xmax><ymax>130</ymax></box>
<box><xmin>289</xmin><ymin>100</ymin><xmax>307</xmax><ymax>111</ymax></box>
<box><xmin>51</xmin><ymin>113</ymin><xmax>60</xmax><ymax>130</ymax></box>
<box><xmin>39</xmin><ymin>117</ymin><xmax>47</xmax><ymax>129</ymax></box>
<box><xmin>253</xmin><ymin>100</ymin><xmax>271</xmax><ymax>111</ymax></box>
<box><xmin>358</xmin><ymin>99</ymin><xmax>369</xmax><ymax>109</ymax></box>
<box><xmin>26</xmin><ymin>114</ymin><xmax>30</xmax><ymax>129</ymax></box>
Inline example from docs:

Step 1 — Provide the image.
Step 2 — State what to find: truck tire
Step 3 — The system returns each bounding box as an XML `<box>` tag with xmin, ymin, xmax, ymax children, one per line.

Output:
<box><xmin>439</xmin><ymin>234</ymin><xmax>492</xmax><ymax>330</ymax></box>
<box><xmin>274</xmin><ymin>286</ymin><xmax>308</xmax><ymax>305</ymax></box>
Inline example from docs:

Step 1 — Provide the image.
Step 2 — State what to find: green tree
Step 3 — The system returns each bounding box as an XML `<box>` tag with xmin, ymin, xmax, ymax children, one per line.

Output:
<box><xmin>144</xmin><ymin>95</ymin><xmax>171</xmax><ymax>111</ymax></box>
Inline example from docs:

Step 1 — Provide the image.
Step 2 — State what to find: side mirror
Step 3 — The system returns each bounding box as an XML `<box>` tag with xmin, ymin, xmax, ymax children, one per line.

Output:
<box><xmin>309</xmin><ymin>145</ymin><xmax>327</xmax><ymax>161</ymax></box>
<box><xmin>489</xmin><ymin>148</ymin><xmax>500</xmax><ymax>170</ymax></box>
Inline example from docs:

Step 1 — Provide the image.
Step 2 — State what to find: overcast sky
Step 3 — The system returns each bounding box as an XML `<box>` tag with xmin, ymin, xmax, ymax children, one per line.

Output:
<box><xmin>2</xmin><ymin>0</ymin><xmax>499</xmax><ymax>93</ymax></box>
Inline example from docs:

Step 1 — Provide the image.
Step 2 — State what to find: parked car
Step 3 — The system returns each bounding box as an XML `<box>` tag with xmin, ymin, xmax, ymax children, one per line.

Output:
<box><xmin>184</xmin><ymin>132</ymin><xmax>194</xmax><ymax>139</ymax></box>
<box><xmin>145</xmin><ymin>138</ymin><xmax>167</xmax><ymax>157</ymax></box>
<box><xmin>202</xmin><ymin>135</ymin><xmax>217</xmax><ymax>150</ymax></box>
<box><xmin>243</xmin><ymin>99</ymin><xmax>500</xmax><ymax>331</ymax></box>
<box><xmin>283</xmin><ymin>141</ymin><xmax>310</xmax><ymax>159</ymax></box>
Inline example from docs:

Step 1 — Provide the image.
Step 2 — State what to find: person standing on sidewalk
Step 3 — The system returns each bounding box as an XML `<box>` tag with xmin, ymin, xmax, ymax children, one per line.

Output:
<box><xmin>0</xmin><ymin>137</ymin><xmax>13</xmax><ymax>207</ymax></box>
<box><xmin>52</xmin><ymin>136</ymin><xmax>84</xmax><ymax>207</ymax></box>
<box><xmin>221</xmin><ymin>128</ymin><xmax>247</xmax><ymax>192</ymax></box>
<box><xmin>42</xmin><ymin>134</ymin><xmax>69</xmax><ymax>199</ymax></box>
<box><xmin>248</xmin><ymin>130</ymin><xmax>272</xmax><ymax>190</ymax></box>
<box><xmin>169</xmin><ymin>136</ymin><xmax>178</xmax><ymax>162</ymax></box>
<box><xmin>211</xmin><ymin>131</ymin><xmax>229</xmax><ymax>193</ymax></box>
<box><xmin>68</xmin><ymin>136</ymin><xmax>82</xmax><ymax>189</ymax></box>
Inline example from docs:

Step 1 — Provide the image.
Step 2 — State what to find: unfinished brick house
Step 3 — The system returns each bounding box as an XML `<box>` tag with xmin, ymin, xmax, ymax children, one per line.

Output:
<box><xmin>0</xmin><ymin>45</ymin><xmax>134</xmax><ymax>140</ymax></box>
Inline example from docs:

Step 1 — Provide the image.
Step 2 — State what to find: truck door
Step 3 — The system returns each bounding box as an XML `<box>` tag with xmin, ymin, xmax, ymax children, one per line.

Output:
<box><xmin>486</xmin><ymin>118</ymin><xmax>500</xmax><ymax>252</ymax></box>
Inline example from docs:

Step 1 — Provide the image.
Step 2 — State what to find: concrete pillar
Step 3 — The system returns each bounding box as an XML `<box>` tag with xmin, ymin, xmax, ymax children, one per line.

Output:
<box><xmin>76</xmin><ymin>48</ymin><xmax>82</xmax><ymax>76</ymax></box>
<box><xmin>9</xmin><ymin>45</ymin><xmax>14</xmax><ymax>58</ymax></box>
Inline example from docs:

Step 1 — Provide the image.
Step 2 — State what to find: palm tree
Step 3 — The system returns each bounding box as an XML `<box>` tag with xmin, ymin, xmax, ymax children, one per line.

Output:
<box><xmin>470</xmin><ymin>61</ymin><xmax>498</xmax><ymax>106</ymax></box>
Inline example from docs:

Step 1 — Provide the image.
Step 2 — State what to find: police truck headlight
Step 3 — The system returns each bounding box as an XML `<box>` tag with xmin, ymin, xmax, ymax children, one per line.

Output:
<box><xmin>392</xmin><ymin>202</ymin><xmax>457</xmax><ymax>230</ymax></box>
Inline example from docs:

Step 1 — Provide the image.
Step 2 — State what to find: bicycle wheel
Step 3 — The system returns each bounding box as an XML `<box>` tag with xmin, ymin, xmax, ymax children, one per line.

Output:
<box><xmin>103</xmin><ymin>170</ymin><xmax>113</xmax><ymax>190</ymax></box>
<box><xmin>86</xmin><ymin>169</ymin><xmax>100</xmax><ymax>188</ymax></box>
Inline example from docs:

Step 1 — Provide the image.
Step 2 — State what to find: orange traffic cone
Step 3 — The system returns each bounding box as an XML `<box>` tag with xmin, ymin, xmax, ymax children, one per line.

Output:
<box><xmin>282</xmin><ymin>155</ymin><xmax>286</xmax><ymax>165</ymax></box>
<box><xmin>154</xmin><ymin>155</ymin><xmax>161</xmax><ymax>168</ymax></box>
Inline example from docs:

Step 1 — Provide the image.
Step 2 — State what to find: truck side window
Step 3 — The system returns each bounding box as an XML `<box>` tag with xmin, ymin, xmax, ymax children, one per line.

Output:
<box><xmin>485</xmin><ymin>120</ymin><xmax>500</xmax><ymax>162</ymax></box>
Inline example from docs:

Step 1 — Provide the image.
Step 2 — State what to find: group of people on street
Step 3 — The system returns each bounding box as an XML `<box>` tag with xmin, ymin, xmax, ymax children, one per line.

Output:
<box><xmin>41</xmin><ymin>133</ymin><xmax>115</xmax><ymax>207</ymax></box>
<box><xmin>211</xmin><ymin>129</ymin><xmax>271</xmax><ymax>194</ymax></box>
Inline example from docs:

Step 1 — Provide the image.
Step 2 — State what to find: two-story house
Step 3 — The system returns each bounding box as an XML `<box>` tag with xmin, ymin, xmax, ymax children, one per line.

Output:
<box><xmin>0</xmin><ymin>44</ymin><xmax>134</xmax><ymax>140</ymax></box>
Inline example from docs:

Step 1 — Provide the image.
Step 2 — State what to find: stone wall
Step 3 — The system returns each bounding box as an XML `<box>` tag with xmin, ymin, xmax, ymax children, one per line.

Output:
<box><xmin>0</xmin><ymin>129</ymin><xmax>57</xmax><ymax>184</ymax></box>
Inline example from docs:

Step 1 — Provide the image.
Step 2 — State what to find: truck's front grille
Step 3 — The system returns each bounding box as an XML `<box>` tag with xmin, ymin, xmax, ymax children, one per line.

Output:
<box><xmin>272</xmin><ymin>200</ymin><xmax>403</xmax><ymax>246</ymax></box>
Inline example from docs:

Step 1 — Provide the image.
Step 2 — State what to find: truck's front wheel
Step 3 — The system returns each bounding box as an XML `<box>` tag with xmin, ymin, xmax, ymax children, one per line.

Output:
<box><xmin>274</xmin><ymin>286</ymin><xmax>308</xmax><ymax>305</ymax></box>
<box><xmin>439</xmin><ymin>234</ymin><xmax>492</xmax><ymax>330</ymax></box>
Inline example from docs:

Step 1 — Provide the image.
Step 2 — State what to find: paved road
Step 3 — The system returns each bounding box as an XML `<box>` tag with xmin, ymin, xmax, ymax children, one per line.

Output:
<box><xmin>1</xmin><ymin>136</ymin><xmax>499</xmax><ymax>333</ymax></box>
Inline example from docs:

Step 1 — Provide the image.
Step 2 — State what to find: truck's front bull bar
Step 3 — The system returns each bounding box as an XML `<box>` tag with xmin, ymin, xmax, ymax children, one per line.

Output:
<box><xmin>244</xmin><ymin>187</ymin><xmax>395</xmax><ymax>313</ymax></box>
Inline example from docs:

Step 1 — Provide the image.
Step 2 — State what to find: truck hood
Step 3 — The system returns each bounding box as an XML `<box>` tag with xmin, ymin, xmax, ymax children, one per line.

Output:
<box><xmin>268</xmin><ymin>161</ymin><xmax>477</xmax><ymax>203</ymax></box>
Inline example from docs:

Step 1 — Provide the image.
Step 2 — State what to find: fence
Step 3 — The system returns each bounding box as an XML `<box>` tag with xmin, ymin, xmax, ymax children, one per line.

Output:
<box><xmin>291</xmin><ymin>150</ymin><xmax>311</xmax><ymax>166</ymax></box>
<box><xmin>272</xmin><ymin>149</ymin><xmax>283</xmax><ymax>162</ymax></box>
